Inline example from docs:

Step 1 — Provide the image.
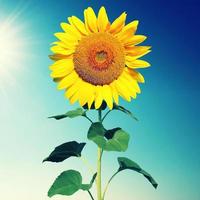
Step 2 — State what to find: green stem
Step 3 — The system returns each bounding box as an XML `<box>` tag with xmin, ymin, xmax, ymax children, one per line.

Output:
<box><xmin>88</xmin><ymin>190</ymin><xmax>95</xmax><ymax>200</ymax></box>
<box><xmin>97</xmin><ymin>147</ymin><xmax>102</xmax><ymax>200</ymax></box>
<box><xmin>102</xmin><ymin>110</ymin><xmax>111</xmax><ymax>122</ymax></box>
<box><xmin>102</xmin><ymin>171</ymin><xmax>118</xmax><ymax>200</ymax></box>
<box><xmin>97</xmin><ymin>109</ymin><xmax>103</xmax><ymax>200</ymax></box>
<box><xmin>98</xmin><ymin>109</ymin><xmax>102</xmax><ymax>122</ymax></box>
<box><xmin>83</xmin><ymin>114</ymin><xmax>93</xmax><ymax>123</ymax></box>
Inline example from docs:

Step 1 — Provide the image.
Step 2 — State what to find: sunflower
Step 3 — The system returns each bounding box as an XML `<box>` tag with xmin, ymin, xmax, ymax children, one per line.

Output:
<box><xmin>49</xmin><ymin>6</ymin><xmax>151</xmax><ymax>109</ymax></box>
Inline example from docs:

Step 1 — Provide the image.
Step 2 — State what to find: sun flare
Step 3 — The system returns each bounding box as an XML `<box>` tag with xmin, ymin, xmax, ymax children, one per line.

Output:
<box><xmin>0</xmin><ymin>12</ymin><xmax>29</xmax><ymax>93</ymax></box>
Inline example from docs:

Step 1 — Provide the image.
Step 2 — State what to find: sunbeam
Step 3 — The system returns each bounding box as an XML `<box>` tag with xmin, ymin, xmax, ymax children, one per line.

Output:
<box><xmin>0</xmin><ymin>3</ymin><xmax>31</xmax><ymax>95</ymax></box>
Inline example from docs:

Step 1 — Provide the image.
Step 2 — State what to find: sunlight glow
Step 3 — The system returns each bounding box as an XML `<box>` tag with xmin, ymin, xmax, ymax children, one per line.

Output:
<box><xmin>0</xmin><ymin>10</ymin><xmax>29</xmax><ymax>94</ymax></box>
<box><xmin>0</xmin><ymin>23</ymin><xmax>24</xmax><ymax>69</ymax></box>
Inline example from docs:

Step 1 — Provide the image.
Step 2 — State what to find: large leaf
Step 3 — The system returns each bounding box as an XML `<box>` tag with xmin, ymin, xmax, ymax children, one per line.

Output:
<box><xmin>43</xmin><ymin>141</ymin><xmax>86</xmax><ymax>163</ymax></box>
<box><xmin>81</xmin><ymin>173</ymin><xmax>97</xmax><ymax>191</ymax></box>
<box><xmin>87</xmin><ymin>123</ymin><xmax>130</xmax><ymax>152</ymax></box>
<box><xmin>48</xmin><ymin>170</ymin><xmax>82</xmax><ymax>197</ymax></box>
<box><xmin>113</xmin><ymin>104</ymin><xmax>138</xmax><ymax>121</ymax></box>
<box><xmin>104</xmin><ymin>129</ymin><xmax>130</xmax><ymax>152</ymax></box>
<box><xmin>48</xmin><ymin>170</ymin><xmax>97</xmax><ymax>197</ymax></box>
<box><xmin>117</xmin><ymin>157</ymin><xmax>158</xmax><ymax>189</ymax></box>
<box><xmin>48</xmin><ymin>108</ymin><xmax>85</xmax><ymax>120</ymax></box>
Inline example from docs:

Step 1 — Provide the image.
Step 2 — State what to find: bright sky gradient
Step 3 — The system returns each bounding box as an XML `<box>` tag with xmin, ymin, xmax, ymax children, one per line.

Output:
<box><xmin>0</xmin><ymin>0</ymin><xmax>200</xmax><ymax>200</ymax></box>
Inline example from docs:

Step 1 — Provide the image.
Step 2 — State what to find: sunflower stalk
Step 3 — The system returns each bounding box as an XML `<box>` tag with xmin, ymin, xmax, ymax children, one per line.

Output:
<box><xmin>97</xmin><ymin>109</ymin><xmax>103</xmax><ymax>200</ymax></box>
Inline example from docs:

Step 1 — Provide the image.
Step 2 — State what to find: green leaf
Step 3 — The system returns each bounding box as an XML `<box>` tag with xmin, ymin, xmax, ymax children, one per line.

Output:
<box><xmin>48</xmin><ymin>170</ymin><xmax>82</xmax><ymax>197</ymax></box>
<box><xmin>48</xmin><ymin>170</ymin><xmax>97</xmax><ymax>197</ymax></box>
<box><xmin>113</xmin><ymin>104</ymin><xmax>138</xmax><ymax>121</ymax></box>
<box><xmin>117</xmin><ymin>157</ymin><xmax>158</xmax><ymax>189</ymax></box>
<box><xmin>87</xmin><ymin>123</ymin><xmax>129</xmax><ymax>152</ymax></box>
<box><xmin>48</xmin><ymin>108</ymin><xmax>85</xmax><ymax>120</ymax></box>
<box><xmin>81</xmin><ymin>173</ymin><xmax>97</xmax><ymax>191</ymax></box>
<box><xmin>104</xmin><ymin>127</ymin><xmax>121</xmax><ymax>139</ymax></box>
<box><xmin>104</xmin><ymin>129</ymin><xmax>130</xmax><ymax>152</ymax></box>
<box><xmin>43</xmin><ymin>141</ymin><xmax>86</xmax><ymax>163</ymax></box>
<box><xmin>87</xmin><ymin>122</ymin><xmax>107</xmax><ymax>148</ymax></box>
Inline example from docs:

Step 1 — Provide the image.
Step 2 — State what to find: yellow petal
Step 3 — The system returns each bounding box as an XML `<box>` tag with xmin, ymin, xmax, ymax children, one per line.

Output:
<box><xmin>69</xmin><ymin>91</ymin><xmax>79</xmax><ymax>104</ymax></box>
<box><xmin>49</xmin><ymin>59</ymin><xmax>74</xmax><ymax>71</ymax></box>
<box><xmin>78</xmin><ymin>81</ymin><xmax>94</xmax><ymax>106</ymax></box>
<box><xmin>65</xmin><ymin>78</ymin><xmax>81</xmax><ymax>99</ymax></box>
<box><xmin>125</xmin><ymin>50</ymin><xmax>151</xmax><ymax>62</ymax></box>
<box><xmin>125</xmin><ymin>68</ymin><xmax>145</xmax><ymax>83</ymax></box>
<box><xmin>123</xmin><ymin>35</ymin><xmax>147</xmax><ymax>46</ymax></box>
<box><xmin>110</xmin><ymin>82</ymin><xmax>119</xmax><ymax>105</ymax></box>
<box><xmin>102</xmin><ymin>85</ymin><xmax>113</xmax><ymax>109</ymax></box>
<box><xmin>84</xmin><ymin>7</ymin><xmax>98</xmax><ymax>33</ymax></box>
<box><xmin>50</xmin><ymin>45</ymin><xmax>74</xmax><ymax>55</ymax></box>
<box><xmin>60</xmin><ymin>23</ymin><xmax>81</xmax><ymax>39</ymax></box>
<box><xmin>97</xmin><ymin>6</ymin><xmax>109</xmax><ymax>32</ymax></box>
<box><xmin>94</xmin><ymin>86</ymin><xmax>103</xmax><ymax>109</ymax></box>
<box><xmin>109</xmin><ymin>12</ymin><xmax>127</xmax><ymax>34</ymax></box>
<box><xmin>122</xmin><ymin>72</ymin><xmax>141</xmax><ymax>94</ymax></box>
<box><xmin>68</xmin><ymin>16</ymin><xmax>88</xmax><ymax>35</ymax></box>
<box><xmin>87</xmin><ymin>94</ymin><xmax>95</xmax><ymax>109</ymax></box>
<box><xmin>51</xmin><ymin>41</ymin><xmax>76</xmax><ymax>51</ymax></box>
<box><xmin>115</xmin><ymin>80</ymin><xmax>131</xmax><ymax>101</ymax></box>
<box><xmin>118</xmin><ymin>76</ymin><xmax>137</xmax><ymax>98</ymax></box>
<box><xmin>126</xmin><ymin>60</ymin><xmax>151</xmax><ymax>69</ymax></box>
<box><xmin>57</xmin><ymin>71</ymin><xmax>79</xmax><ymax>89</ymax></box>
<box><xmin>125</xmin><ymin>46</ymin><xmax>151</xmax><ymax>56</ymax></box>
<box><xmin>54</xmin><ymin>32</ymin><xmax>77</xmax><ymax>43</ymax></box>
<box><xmin>117</xmin><ymin>20</ymin><xmax>139</xmax><ymax>42</ymax></box>
<box><xmin>49</xmin><ymin>54</ymin><xmax>72</xmax><ymax>61</ymax></box>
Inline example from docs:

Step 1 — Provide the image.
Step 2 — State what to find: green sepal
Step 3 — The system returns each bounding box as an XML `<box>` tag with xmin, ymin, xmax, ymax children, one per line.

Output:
<box><xmin>113</xmin><ymin>104</ymin><xmax>138</xmax><ymax>121</ymax></box>
<box><xmin>48</xmin><ymin>108</ymin><xmax>85</xmax><ymax>120</ymax></box>
<box><xmin>43</xmin><ymin>141</ymin><xmax>86</xmax><ymax>163</ymax></box>
<box><xmin>48</xmin><ymin>170</ymin><xmax>97</xmax><ymax>197</ymax></box>
<box><xmin>83</xmin><ymin>101</ymin><xmax>107</xmax><ymax>110</ymax></box>
<box><xmin>117</xmin><ymin>157</ymin><xmax>158</xmax><ymax>189</ymax></box>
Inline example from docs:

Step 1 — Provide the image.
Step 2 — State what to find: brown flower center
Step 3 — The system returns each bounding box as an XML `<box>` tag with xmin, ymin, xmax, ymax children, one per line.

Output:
<box><xmin>73</xmin><ymin>32</ymin><xmax>125</xmax><ymax>85</ymax></box>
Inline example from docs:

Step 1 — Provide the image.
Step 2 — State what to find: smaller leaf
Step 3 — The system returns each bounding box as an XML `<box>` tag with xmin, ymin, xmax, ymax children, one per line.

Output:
<box><xmin>118</xmin><ymin>157</ymin><xmax>158</xmax><ymax>189</ymax></box>
<box><xmin>104</xmin><ymin>129</ymin><xmax>130</xmax><ymax>152</ymax></box>
<box><xmin>81</xmin><ymin>173</ymin><xmax>97</xmax><ymax>191</ymax></box>
<box><xmin>43</xmin><ymin>141</ymin><xmax>86</xmax><ymax>163</ymax></box>
<box><xmin>88</xmin><ymin>124</ymin><xmax>129</xmax><ymax>152</ymax></box>
<box><xmin>88</xmin><ymin>122</ymin><xmax>105</xmax><ymax>137</ymax></box>
<box><xmin>87</xmin><ymin>122</ymin><xmax>107</xmax><ymax>148</ymax></box>
<box><xmin>113</xmin><ymin>104</ymin><xmax>138</xmax><ymax>121</ymax></box>
<box><xmin>48</xmin><ymin>170</ymin><xmax>82</xmax><ymax>197</ymax></box>
<box><xmin>104</xmin><ymin>127</ymin><xmax>121</xmax><ymax>140</ymax></box>
<box><xmin>49</xmin><ymin>108</ymin><xmax>85</xmax><ymax>120</ymax></box>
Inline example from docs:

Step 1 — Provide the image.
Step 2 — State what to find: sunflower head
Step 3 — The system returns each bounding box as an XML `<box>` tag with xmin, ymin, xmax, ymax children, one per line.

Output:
<box><xmin>49</xmin><ymin>6</ymin><xmax>151</xmax><ymax>110</ymax></box>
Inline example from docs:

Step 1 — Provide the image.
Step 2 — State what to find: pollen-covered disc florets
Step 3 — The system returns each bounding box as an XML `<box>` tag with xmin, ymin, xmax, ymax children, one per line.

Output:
<box><xmin>73</xmin><ymin>33</ymin><xmax>125</xmax><ymax>85</ymax></box>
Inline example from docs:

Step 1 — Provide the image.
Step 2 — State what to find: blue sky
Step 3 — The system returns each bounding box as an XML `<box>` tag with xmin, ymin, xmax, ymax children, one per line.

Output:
<box><xmin>0</xmin><ymin>0</ymin><xmax>200</xmax><ymax>200</ymax></box>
